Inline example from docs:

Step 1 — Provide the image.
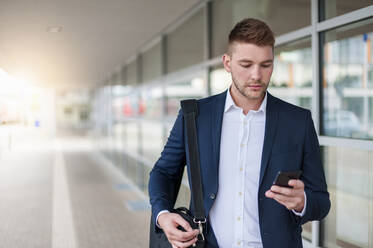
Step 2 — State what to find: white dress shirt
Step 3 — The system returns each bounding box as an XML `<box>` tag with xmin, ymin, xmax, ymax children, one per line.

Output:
<box><xmin>209</xmin><ymin>89</ymin><xmax>267</xmax><ymax>248</ymax></box>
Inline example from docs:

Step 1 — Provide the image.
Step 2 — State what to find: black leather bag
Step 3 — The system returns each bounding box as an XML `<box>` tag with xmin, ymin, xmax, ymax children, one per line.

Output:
<box><xmin>149</xmin><ymin>99</ymin><xmax>206</xmax><ymax>248</ymax></box>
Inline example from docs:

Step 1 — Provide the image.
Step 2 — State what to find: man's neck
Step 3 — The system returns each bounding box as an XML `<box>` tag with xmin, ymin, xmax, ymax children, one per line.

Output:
<box><xmin>229</xmin><ymin>87</ymin><xmax>265</xmax><ymax>115</ymax></box>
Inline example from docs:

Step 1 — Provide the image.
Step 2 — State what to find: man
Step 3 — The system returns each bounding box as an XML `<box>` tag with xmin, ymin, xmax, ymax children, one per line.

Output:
<box><xmin>149</xmin><ymin>18</ymin><xmax>330</xmax><ymax>248</ymax></box>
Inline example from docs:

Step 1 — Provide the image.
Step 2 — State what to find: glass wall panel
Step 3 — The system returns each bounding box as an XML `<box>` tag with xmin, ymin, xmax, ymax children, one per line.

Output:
<box><xmin>142</xmin><ymin>42</ymin><xmax>162</xmax><ymax>82</ymax></box>
<box><xmin>113</xmin><ymin>122</ymin><xmax>124</xmax><ymax>167</ymax></box>
<box><xmin>321</xmin><ymin>146</ymin><xmax>373</xmax><ymax>248</ymax></box>
<box><xmin>322</xmin><ymin>19</ymin><xmax>373</xmax><ymax>139</ymax></box>
<box><xmin>140</xmin><ymin>120</ymin><xmax>163</xmax><ymax>163</ymax></box>
<box><xmin>270</xmin><ymin>37</ymin><xmax>312</xmax><ymax>110</ymax></box>
<box><xmin>127</xmin><ymin>59</ymin><xmax>137</xmax><ymax>85</ymax></box>
<box><xmin>210</xmin><ymin>66</ymin><xmax>231</xmax><ymax>95</ymax></box>
<box><xmin>166</xmin><ymin>9</ymin><xmax>205</xmax><ymax>73</ymax></box>
<box><xmin>320</xmin><ymin>0</ymin><xmax>373</xmax><ymax>20</ymax></box>
<box><xmin>125</xmin><ymin>121</ymin><xmax>139</xmax><ymax>155</ymax></box>
<box><xmin>141</xmin><ymin>86</ymin><xmax>163</xmax><ymax>119</ymax></box>
<box><xmin>122</xmin><ymin>92</ymin><xmax>140</xmax><ymax>118</ymax></box>
<box><xmin>165</xmin><ymin>73</ymin><xmax>207</xmax><ymax>118</ymax></box>
<box><xmin>211</xmin><ymin>0</ymin><xmax>311</xmax><ymax>57</ymax></box>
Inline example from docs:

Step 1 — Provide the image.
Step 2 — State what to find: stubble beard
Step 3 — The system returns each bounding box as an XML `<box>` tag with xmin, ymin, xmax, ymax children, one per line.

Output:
<box><xmin>231</xmin><ymin>76</ymin><xmax>267</xmax><ymax>101</ymax></box>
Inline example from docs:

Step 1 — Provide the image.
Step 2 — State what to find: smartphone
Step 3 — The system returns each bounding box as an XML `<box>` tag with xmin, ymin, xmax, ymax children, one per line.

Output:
<box><xmin>273</xmin><ymin>170</ymin><xmax>302</xmax><ymax>188</ymax></box>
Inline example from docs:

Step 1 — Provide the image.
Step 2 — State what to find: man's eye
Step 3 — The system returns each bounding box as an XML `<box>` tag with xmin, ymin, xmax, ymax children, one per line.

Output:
<box><xmin>241</xmin><ymin>64</ymin><xmax>251</xmax><ymax>68</ymax></box>
<box><xmin>262</xmin><ymin>64</ymin><xmax>272</xmax><ymax>68</ymax></box>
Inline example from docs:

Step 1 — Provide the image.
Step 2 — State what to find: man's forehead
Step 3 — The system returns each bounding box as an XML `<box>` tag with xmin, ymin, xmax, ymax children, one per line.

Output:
<box><xmin>229</xmin><ymin>42</ymin><xmax>273</xmax><ymax>60</ymax></box>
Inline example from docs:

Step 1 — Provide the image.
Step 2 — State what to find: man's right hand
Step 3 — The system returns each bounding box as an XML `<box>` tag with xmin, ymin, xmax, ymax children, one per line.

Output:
<box><xmin>158</xmin><ymin>212</ymin><xmax>199</xmax><ymax>248</ymax></box>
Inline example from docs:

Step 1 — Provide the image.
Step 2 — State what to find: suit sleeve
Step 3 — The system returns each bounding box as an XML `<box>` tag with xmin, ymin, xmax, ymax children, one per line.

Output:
<box><xmin>148</xmin><ymin>109</ymin><xmax>186</xmax><ymax>231</ymax></box>
<box><xmin>300</xmin><ymin>110</ymin><xmax>331</xmax><ymax>225</ymax></box>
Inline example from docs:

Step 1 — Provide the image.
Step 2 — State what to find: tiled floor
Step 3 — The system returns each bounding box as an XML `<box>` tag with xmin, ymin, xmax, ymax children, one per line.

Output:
<box><xmin>0</xmin><ymin>128</ymin><xmax>150</xmax><ymax>248</ymax></box>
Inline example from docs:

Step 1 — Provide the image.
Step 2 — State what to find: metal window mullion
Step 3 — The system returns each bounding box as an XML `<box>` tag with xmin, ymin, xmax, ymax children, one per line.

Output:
<box><xmin>316</xmin><ymin>5</ymin><xmax>373</xmax><ymax>32</ymax></box>
<box><xmin>275</xmin><ymin>26</ymin><xmax>312</xmax><ymax>46</ymax></box>
<box><xmin>205</xmin><ymin>1</ymin><xmax>212</xmax><ymax>97</ymax></box>
<box><xmin>311</xmin><ymin>0</ymin><xmax>321</xmax><ymax>247</ymax></box>
<box><xmin>161</xmin><ymin>35</ymin><xmax>168</xmax><ymax>142</ymax></box>
<box><xmin>319</xmin><ymin>136</ymin><xmax>373</xmax><ymax>151</ymax></box>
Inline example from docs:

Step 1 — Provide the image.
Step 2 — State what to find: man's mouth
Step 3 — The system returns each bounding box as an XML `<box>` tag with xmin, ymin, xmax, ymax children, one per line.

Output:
<box><xmin>248</xmin><ymin>84</ymin><xmax>263</xmax><ymax>89</ymax></box>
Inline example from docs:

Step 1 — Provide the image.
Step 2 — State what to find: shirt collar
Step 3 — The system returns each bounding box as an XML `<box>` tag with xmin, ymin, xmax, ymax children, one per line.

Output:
<box><xmin>224</xmin><ymin>87</ymin><xmax>267</xmax><ymax>114</ymax></box>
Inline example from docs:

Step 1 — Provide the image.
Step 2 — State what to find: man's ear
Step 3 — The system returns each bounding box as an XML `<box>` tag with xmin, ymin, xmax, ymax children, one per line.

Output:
<box><xmin>222</xmin><ymin>54</ymin><xmax>232</xmax><ymax>73</ymax></box>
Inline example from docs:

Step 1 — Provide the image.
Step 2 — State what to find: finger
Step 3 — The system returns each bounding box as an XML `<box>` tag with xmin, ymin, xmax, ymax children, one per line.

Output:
<box><xmin>272</xmin><ymin>193</ymin><xmax>300</xmax><ymax>210</ymax></box>
<box><xmin>174</xmin><ymin>215</ymin><xmax>193</xmax><ymax>232</ymax></box>
<box><xmin>270</xmin><ymin>185</ymin><xmax>294</xmax><ymax>196</ymax></box>
<box><xmin>265</xmin><ymin>190</ymin><xmax>274</xmax><ymax>198</ymax></box>
<box><xmin>172</xmin><ymin>237</ymin><xmax>198</xmax><ymax>248</ymax></box>
<box><xmin>288</xmin><ymin>179</ymin><xmax>304</xmax><ymax>189</ymax></box>
<box><xmin>169</xmin><ymin>228</ymin><xmax>198</xmax><ymax>242</ymax></box>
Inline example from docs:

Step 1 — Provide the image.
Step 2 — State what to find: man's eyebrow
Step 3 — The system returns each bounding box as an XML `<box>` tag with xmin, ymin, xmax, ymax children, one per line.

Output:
<box><xmin>237</xmin><ymin>59</ymin><xmax>273</xmax><ymax>63</ymax></box>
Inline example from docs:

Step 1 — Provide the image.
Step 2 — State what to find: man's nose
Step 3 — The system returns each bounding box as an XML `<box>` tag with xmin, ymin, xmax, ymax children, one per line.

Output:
<box><xmin>250</xmin><ymin>66</ymin><xmax>261</xmax><ymax>81</ymax></box>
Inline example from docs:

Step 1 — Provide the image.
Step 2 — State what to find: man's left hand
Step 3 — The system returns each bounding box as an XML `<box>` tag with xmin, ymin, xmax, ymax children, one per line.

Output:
<box><xmin>265</xmin><ymin>179</ymin><xmax>305</xmax><ymax>212</ymax></box>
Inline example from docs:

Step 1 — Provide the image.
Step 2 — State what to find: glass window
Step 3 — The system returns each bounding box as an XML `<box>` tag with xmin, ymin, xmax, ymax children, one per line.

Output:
<box><xmin>165</xmin><ymin>73</ymin><xmax>207</xmax><ymax>118</ymax></box>
<box><xmin>320</xmin><ymin>0</ymin><xmax>373</xmax><ymax>21</ymax></box>
<box><xmin>321</xmin><ymin>146</ymin><xmax>373</xmax><ymax>248</ymax></box>
<box><xmin>211</xmin><ymin>0</ymin><xmax>311</xmax><ymax>57</ymax></box>
<box><xmin>122</xmin><ymin>92</ymin><xmax>140</xmax><ymax>118</ymax></box>
<box><xmin>140</xmin><ymin>120</ymin><xmax>163</xmax><ymax>163</ymax></box>
<box><xmin>141</xmin><ymin>86</ymin><xmax>163</xmax><ymax>119</ymax></box>
<box><xmin>124</xmin><ymin>121</ymin><xmax>139</xmax><ymax>156</ymax></box>
<box><xmin>166</xmin><ymin>9</ymin><xmax>205</xmax><ymax>73</ymax></box>
<box><xmin>270</xmin><ymin>37</ymin><xmax>312</xmax><ymax>110</ymax></box>
<box><xmin>321</xmin><ymin>19</ymin><xmax>373</xmax><ymax>139</ymax></box>
<box><xmin>127</xmin><ymin>59</ymin><xmax>137</xmax><ymax>85</ymax></box>
<box><xmin>210</xmin><ymin>66</ymin><xmax>231</xmax><ymax>95</ymax></box>
<box><xmin>142</xmin><ymin>42</ymin><xmax>162</xmax><ymax>82</ymax></box>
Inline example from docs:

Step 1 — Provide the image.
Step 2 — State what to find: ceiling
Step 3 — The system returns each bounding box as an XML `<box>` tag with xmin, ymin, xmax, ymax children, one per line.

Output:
<box><xmin>0</xmin><ymin>0</ymin><xmax>200</xmax><ymax>90</ymax></box>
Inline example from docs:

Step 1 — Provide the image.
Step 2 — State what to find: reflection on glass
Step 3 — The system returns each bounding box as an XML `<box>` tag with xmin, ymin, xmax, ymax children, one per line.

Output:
<box><xmin>321</xmin><ymin>146</ymin><xmax>373</xmax><ymax>248</ymax></box>
<box><xmin>113</xmin><ymin>123</ymin><xmax>124</xmax><ymax>166</ymax></box>
<box><xmin>322</xmin><ymin>19</ymin><xmax>373</xmax><ymax>139</ymax></box>
<box><xmin>211</xmin><ymin>0</ymin><xmax>311</xmax><ymax>57</ymax></box>
<box><xmin>141</xmin><ymin>120</ymin><xmax>163</xmax><ymax>163</ymax></box>
<box><xmin>210</xmin><ymin>66</ymin><xmax>231</xmax><ymax>95</ymax></box>
<box><xmin>270</xmin><ymin>37</ymin><xmax>312</xmax><ymax>110</ymax></box>
<box><xmin>165</xmin><ymin>75</ymin><xmax>207</xmax><ymax>118</ymax></box>
<box><xmin>320</xmin><ymin>0</ymin><xmax>372</xmax><ymax>21</ymax></box>
<box><xmin>141</xmin><ymin>86</ymin><xmax>163</xmax><ymax>119</ymax></box>
<box><xmin>125</xmin><ymin>121</ymin><xmax>139</xmax><ymax>155</ymax></box>
<box><xmin>121</xmin><ymin>93</ymin><xmax>140</xmax><ymax>118</ymax></box>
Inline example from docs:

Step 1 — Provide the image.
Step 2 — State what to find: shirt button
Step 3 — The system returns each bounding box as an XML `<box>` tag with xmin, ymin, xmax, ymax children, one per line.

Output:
<box><xmin>209</xmin><ymin>193</ymin><xmax>216</xmax><ymax>199</ymax></box>
<box><xmin>237</xmin><ymin>217</ymin><xmax>241</xmax><ymax>221</ymax></box>
<box><xmin>239</xmin><ymin>192</ymin><xmax>242</xmax><ymax>196</ymax></box>
<box><xmin>240</xmin><ymin>167</ymin><xmax>243</xmax><ymax>171</ymax></box>
<box><xmin>237</xmin><ymin>241</ymin><xmax>241</xmax><ymax>245</ymax></box>
<box><xmin>240</xmin><ymin>144</ymin><xmax>245</xmax><ymax>147</ymax></box>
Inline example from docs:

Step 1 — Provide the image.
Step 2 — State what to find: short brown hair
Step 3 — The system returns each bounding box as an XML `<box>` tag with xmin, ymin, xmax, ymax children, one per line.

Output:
<box><xmin>228</xmin><ymin>18</ymin><xmax>275</xmax><ymax>54</ymax></box>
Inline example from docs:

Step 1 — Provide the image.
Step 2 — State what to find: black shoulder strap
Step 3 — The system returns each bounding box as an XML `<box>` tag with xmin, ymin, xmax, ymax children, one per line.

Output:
<box><xmin>181</xmin><ymin>99</ymin><xmax>205</xmax><ymax>221</ymax></box>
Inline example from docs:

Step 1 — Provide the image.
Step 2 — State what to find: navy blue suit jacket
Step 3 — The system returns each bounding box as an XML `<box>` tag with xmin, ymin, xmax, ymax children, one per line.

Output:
<box><xmin>149</xmin><ymin>91</ymin><xmax>330</xmax><ymax>248</ymax></box>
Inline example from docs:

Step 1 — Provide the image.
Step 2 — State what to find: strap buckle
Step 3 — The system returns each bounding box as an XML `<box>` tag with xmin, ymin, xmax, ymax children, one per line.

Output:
<box><xmin>193</xmin><ymin>218</ymin><xmax>206</xmax><ymax>242</ymax></box>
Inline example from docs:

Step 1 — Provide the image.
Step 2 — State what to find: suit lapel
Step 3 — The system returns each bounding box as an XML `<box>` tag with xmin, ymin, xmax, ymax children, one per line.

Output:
<box><xmin>259</xmin><ymin>93</ymin><xmax>279</xmax><ymax>187</ymax></box>
<box><xmin>211</xmin><ymin>91</ymin><xmax>227</xmax><ymax>181</ymax></box>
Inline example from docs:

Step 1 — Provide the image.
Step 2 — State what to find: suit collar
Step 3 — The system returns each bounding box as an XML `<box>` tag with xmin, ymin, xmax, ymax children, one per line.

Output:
<box><xmin>224</xmin><ymin>87</ymin><xmax>268</xmax><ymax>114</ymax></box>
